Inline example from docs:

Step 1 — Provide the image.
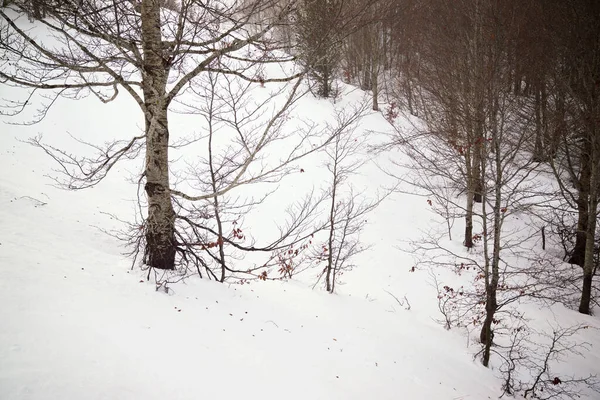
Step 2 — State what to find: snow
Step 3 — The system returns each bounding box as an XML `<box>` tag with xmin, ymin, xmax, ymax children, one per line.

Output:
<box><xmin>1</xmin><ymin>21</ymin><xmax>600</xmax><ymax>400</ymax></box>
<box><xmin>0</xmin><ymin>123</ymin><xmax>500</xmax><ymax>399</ymax></box>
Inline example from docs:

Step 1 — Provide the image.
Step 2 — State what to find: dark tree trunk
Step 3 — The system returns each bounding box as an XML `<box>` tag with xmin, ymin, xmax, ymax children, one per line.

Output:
<box><xmin>361</xmin><ymin>61</ymin><xmax>371</xmax><ymax>91</ymax></box>
<box><xmin>569</xmin><ymin>198</ymin><xmax>588</xmax><ymax>267</ymax></box>
<box><xmin>579</xmin><ymin>271</ymin><xmax>593</xmax><ymax>314</ymax></box>
<box><xmin>550</xmin><ymin>88</ymin><xmax>565</xmax><ymax>158</ymax></box>
<box><xmin>464</xmin><ymin>217</ymin><xmax>473</xmax><ymax>248</ymax></box>
<box><xmin>533</xmin><ymin>87</ymin><xmax>545</xmax><ymax>162</ymax></box>
<box><xmin>472</xmin><ymin>112</ymin><xmax>484</xmax><ymax>203</ymax></box>
<box><xmin>322</xmin><ymin>65</ymin><xmax>331</xmax><ymax>98</ymax></box>
<box><xmin>569</xmin><ymin>139</ymin><xmax>592</xmax><ymax>268</ymax></box>
<box><xmin>371</xmin><ymin>64</ymin><xmax>379</xmax><ymax>111</ymax></box>
<box><xmin>464</xmin><ymin>149</ymin><xmax>475</xmax><ymax>249</ymax></box>
<box><xmin>473</xmin><ymin>161</ymin><xmax>483</xmax><ymax>203</ymax></box>
<box><xmin>480</xmin><ymin>285</ymin><xmax>497</xmax><ymax>366</ymax></box>
<box><xmin>141</xmin><ymin>0</ymin><xmax>176</xmax><ymax>270</ymax></box>
<box><xmin>465</xmin><ymin>181</ymin><xmax>475</xmax><ymax>248</ymax></box>
<box><xmin>579</xmin><ymin>151</ymin><xmax>598</xmax><ymax>314</ymax></box>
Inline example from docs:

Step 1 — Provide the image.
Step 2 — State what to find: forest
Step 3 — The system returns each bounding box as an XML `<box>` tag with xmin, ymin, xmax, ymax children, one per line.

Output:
<box><xmin>0</xmin><ymin>1</ymin><xmax>599</xmax><ymax>399</ymax></box>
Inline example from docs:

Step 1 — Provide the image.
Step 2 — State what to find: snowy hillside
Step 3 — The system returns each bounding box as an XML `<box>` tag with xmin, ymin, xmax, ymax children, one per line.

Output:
<box><xmin>1</xmin><ymin>5</ymin><xmax>600</xmax><ymax>400</ymax></box>
<box><xmin>2</xmin><ymin>78</ymin><xmax>599</xmax><ymax>399</ymax></box>
<box><xmin>0</xmin><ymin>90</ymin><xmax>502</xmax><ymax>399</ymax></box>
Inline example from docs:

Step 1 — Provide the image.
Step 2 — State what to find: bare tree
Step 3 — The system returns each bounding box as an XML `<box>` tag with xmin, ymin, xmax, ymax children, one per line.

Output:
<box><xmin>0</xmin><ymin>0</ymin><xmax>306</xmax><ymax>271</ymax></box>
<box><xmin>542</xmin><ymin>0</ymin><xmax>600</xmax><ymax>315</ymax></box>
<box><xmin>166</xmin><ymin>67</ymin><xmax>369</xmax><ymax>282</ymax></box>
<box><xmin>497</xmin><ymin>323</ymin><xmax>600</xmax><ymax>400</ymax></box>
<box><xmin>383</xmin><ymin>0</ymin><xmax>582</xmax><ymax>369</ymax></box>
<box><xmin>308</xmin><ymin>101</ymin><xmax>384</xmax><ymax>292</ymax></box>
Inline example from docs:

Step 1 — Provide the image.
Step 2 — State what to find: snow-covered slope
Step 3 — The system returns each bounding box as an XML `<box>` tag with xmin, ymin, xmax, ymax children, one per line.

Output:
<box><xmin>1</xmin><ymin>40</ymin><xmax>599</xmax><ymax>400</ymax></box>
<box><xmin>0</xmin><ymin>95</ymin><xmax>501</xmax><ymax>400</ymax></box>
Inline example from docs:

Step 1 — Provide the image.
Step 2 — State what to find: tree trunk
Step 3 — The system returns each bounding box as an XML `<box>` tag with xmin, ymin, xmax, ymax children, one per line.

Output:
<box><xmin>465</xmin><ymin>149</ymin><xmax>475</xmax><ymax>249</ymax></box>
<box><xmin>208</xmin><ymin>113</ymin><xmax>227</xmax><ymax>282</ymax></box>
<box><xmin>325</xmin><ymin>173</ymin><xmax>337</xmax><ymax>293</ymax></box>
<box><xmin>472</xmin><ymin>0</ymin><xmax>484</xmax><ymax>204</ymax></box>
<box><xmin>323</xmin><ymin>65</ymin><xmax>331</xmax><ymax>98</ymax></box>
<box><xmin>579</xmin><ymin>146</ymin><xmax>598</xmax><ymax>314</ymax></box>
<box><xmin>361</xmin><ymin>61</ymin><xmax>371</xmax><ymax>91</ymax></box>
<box><xmin>141</xmin><ymin>0</ymin><xmax>176</xmax><ymax>270</ymax></box>
<box><xmin>472</xmin><ymin>139</ymin><xmax>483</xmax><ymax>203</ymax></box>
<box><xmin>481</xmin><ymin>195</ymin><xmax>501</xmax><ymax>367</ymax></box>
<box><xmin>578</xmin><ymin>194</ymin><xmax>597</xmax><ymax>314</ymax></box>
<box><xmin>550</xmin><ymin>88</ymin><xmax>565</xmax><ymax>158</ymax></box>
<box><xmin>371</xmin><ymin>63</ymin><xmax>379</xmax><ymax>111</ymax></box>
<box><xmin>481</xmin><ymin>104</ymin><xmax>501</xmax><ymax>368</ymax></box>
<box><xmin>569</xmin><ymin>138</ymin><xmax>592</xmax><ymax>268</ymax></box>
<box><xmin>579</xmin><ymin>270</ymin><xmax>593</xmax><ymax>315</ymax></box>
<box><xmin>533</xmin><ymin>86</ymin><xmax>545</xmax><ymax>162</ymax></box>
<box><xmin>480</xmin><ymin>283</ymin><xmax>497</xmax><ymax>366</ymax></box>
<box><xmin>404</xmin><ymin>53</ymin><xmax>415</xmax><ymax>115</ymax></box>
<box><xmin>569</xmin><ymin>197</ymin><xmax>589</xmax><ymax>268</ymax></box>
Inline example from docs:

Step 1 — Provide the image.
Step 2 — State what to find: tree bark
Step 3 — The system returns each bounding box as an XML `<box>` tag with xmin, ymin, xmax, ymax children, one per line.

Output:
<box><xmin>481</xmin><ymin>190</ymin><xmax>501</xmax><ymax>367</ymax></box>
<box><xmin>371</xmin><ymin>63</ymin><xmax>379</xmax><ymax>111</ymax></box>
<box><xmin>480</xmin><ymin>282</ymin><xmax>497</xmax><ymax>366</ymax></box>
<box><xmin>464</xmin><ymin>149</ymin><xmax>475</xmax><ymax>249</ymax></box>
<box><xmin>325</xmin><ymin>171</ymin><xmax>338</xmax><ymax>293</ymax></box>
<box><xmin>472</xmin><ymin>137</ymin><xmax>483</xmax><ymax>203</ymax></box>
<box><xmin>569</xmin><ymin>138</ymin><xmax>592</xmax><ymax>268</ymax></box>
<box><xmin>141</xmin><ymin>0</ymin><xmax>176</xmax><ymax>270</ymax></box>
<box><xmin>481</xmin><ymin>100</ymin><xmax>501</xmax><ymax>368</ymax></box>
<box><xmin>533</xmin><ymin>86</ymin><xmax>545</xmax><ymax>162</ymax></box>
<box><xmin>550</xmin><ymin>87</ymin><xmax>565</xmax><ymax>158</ymax></box>
<box><xmin>579</xmin><ymin>146</ymin><xmax>598</xmax><ymax>314</ymax></box>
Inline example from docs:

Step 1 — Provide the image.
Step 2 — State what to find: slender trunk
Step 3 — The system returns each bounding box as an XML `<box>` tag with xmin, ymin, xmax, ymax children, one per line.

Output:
<box><xmin>321</xmin><ymin>65</ymin><xmax>330</xmax><ymax>98</ymax></box>
<box><xmin>207</xmin><ymin>87</ymin><xmax>226</xmax><ymax>282</ymax></box>
<box><xmin>465</xmin><ymin>149</ymin><xmax>475</xmax><ymax>249</ymax></box>
<box><xmin>481</xmin><ymin>101</ymin><xmax>500</xmax><ymax>368</ymax></box>
<box><xmin>472</xmin><ymin>0</ymin><xmax>484</xmax><ymax>204</ymax></box>
<box><xmin>579</xmin><ymin>146</ymin><xmax>598</xmax><ymax>314</ymax></box>
<box><xmin>541</xmin><ymin>84</ymin><xmax>549</xmax><ymax>156</ymax></box>
<box><xmin>213</xmin><ymin>197</ymin><xmax>226</xmax><ymax>282</ymax></box>
<box><xmin>465</xmin><ymin>195</ymin><xmax>474</xmax><ymax>248</ymax></box>
<box><xmin>569</xmin><ymin>138</ymin><xmax>592</xmax><ymax>267</ymax></box>
<box><xmin>361</xmin><ymin>27</ymin><xmax>372</xmax><ymax>91</ymax></box>
<box><xmin>533</xmin><ymin>86</ymin><xmax>545</xmax><ymax>162</ymax></box>
<box><xmin>570</xmin><ymin>197</ymin><xmax>589</xmax><ymax>267</ymax></box>
<box><xmin>325</xmin><ymin>181</ymin><xmax>336</xmax><ymax>293</ymax></box>
<box><xmin>480</xmin><ymin>280</ymin><xmax>498</xmax><ymax>366</ymax></box>
<box><xmin>406</xmin><ymin>79</ymin><xmax>414</xmax><ymax>116</ymax></box>
<box><xmin>481</xmin><ymin>165</ymin><xmax>501</xmax><ymax>367</ymax></box>
<box><xmin>142</xmin><ymin>0</ymin><xmax>176</xmax><ymax>270</ymax></box>
<box><xmin>325</xmin><ymin>141</ymin><xmax>340</xmax><ymax>293</ymax></box>
<box><xmin>472</xmin><ymin>133</ymin><xmax>483</xmax><ymax>203</ymax></box>
<box><xmin>472</xmin><ymin>76</ymin><xmax>484</xmax><ymax>203</ymax></box>
<box><xmin>550</xmin><ymin>88</ymin><xmax>565</xmax><ymax>158</ymax></box>
<box><xmin>579</xmin><ymin>269</ymin><xmax>594</xmax><ymax>315</ymax></box>
<box><xmin>404</xmin><ymin>53</ymin><xmax>415</xmax><ymax>115</ymax></box>
<box><xmin>463</xmin><ymin>132</ymin><xmax>473</xmax><ymax>249</ymax></box>
<box><xmin>361</xmin><ymin>61</ymin><xmax>371</xmax><ymax>91</ymax></box>
<box><xmin>371</xmin><ymin>63</ymin><xmax>379</xmax><ymax>111</ymax></box>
